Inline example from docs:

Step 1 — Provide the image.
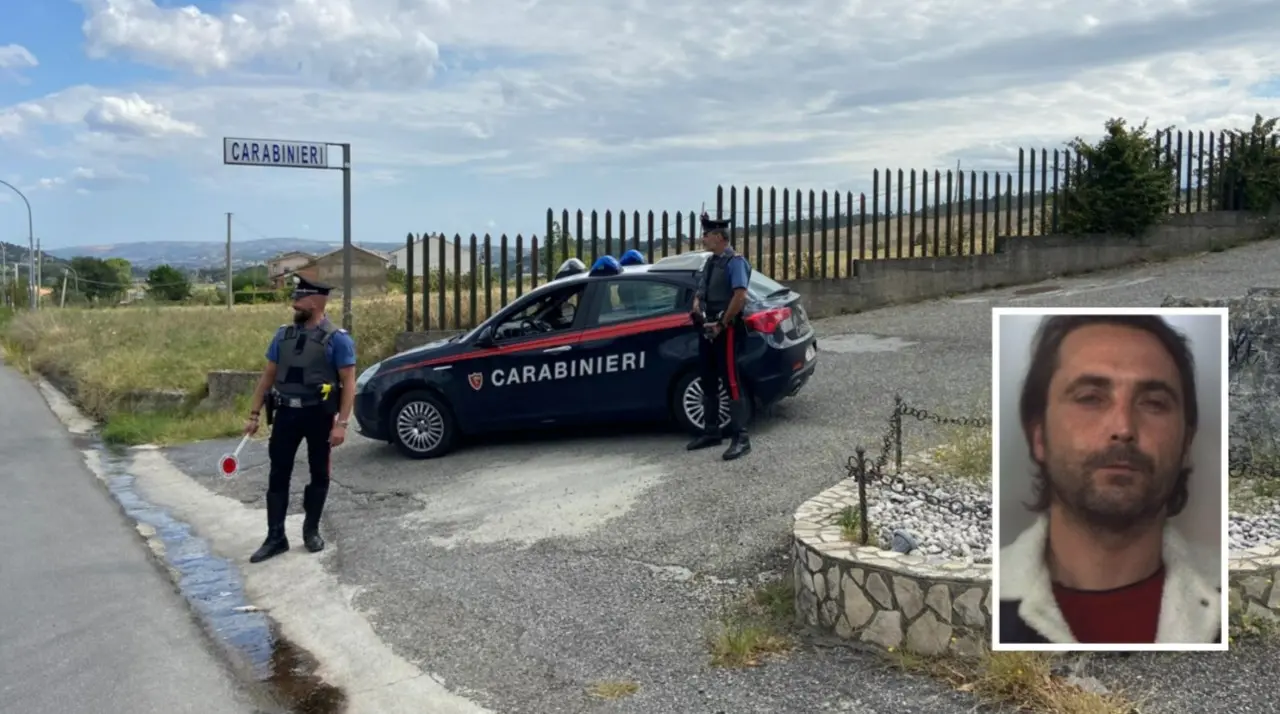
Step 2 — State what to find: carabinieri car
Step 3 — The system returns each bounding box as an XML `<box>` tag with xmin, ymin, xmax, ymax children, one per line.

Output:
<box><xmin>354</xmin><ymin>250</ymin><xmax>818</xmax><ymax>458</ymax></box>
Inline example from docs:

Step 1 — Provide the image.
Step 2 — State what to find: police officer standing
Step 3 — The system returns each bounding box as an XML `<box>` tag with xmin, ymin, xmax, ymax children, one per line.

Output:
<box><xmin>244</xmin><ymin>276</ymin><xmax>358</xmax><ymax>563</ymax></box>
<box><xmin>688</xmin><ymin>213</ymin><xmax>752</xmax><ymax>461</ymax></box>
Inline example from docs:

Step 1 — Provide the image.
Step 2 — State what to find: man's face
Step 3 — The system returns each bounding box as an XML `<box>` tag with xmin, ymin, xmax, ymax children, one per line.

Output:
<box><xmin>292</xmin><ymin>294</ymin><xmax>322</xmax><ymax>324</ymax></box>
<box><xmin>701</xmin><ymin>231</ymin><xmax>725</xmax><ymax>251</ymax></box>
<box><xmin>1031</xmin><ymin>323</ymin><xmax>1192</xmax><ymax>532</ymax></box>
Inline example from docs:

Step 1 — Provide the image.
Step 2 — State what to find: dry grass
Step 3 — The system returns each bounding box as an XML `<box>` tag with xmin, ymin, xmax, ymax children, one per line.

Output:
<box><xmin>585</xmin><ymin>680</ymin><xmax>640</xmax><ymax>700</ymax></box>
<box><xmin>890</xmin><ymin>648</ymin><xmax>1142</xmax><ymax>713</ymax></box>
<box><xmin>0</xmin><ymin>292</ymin><xmax>509</xmax><ymax>443</ymax></box>
<box><xmin>930</xmin><ymin>424</ymin><xmax>994</xmax><ymax>484</ymax></box>
<box><xmin>706</xmin><ymin>578</ymin><xmax>796</xmax><ymax>668</ymax></box>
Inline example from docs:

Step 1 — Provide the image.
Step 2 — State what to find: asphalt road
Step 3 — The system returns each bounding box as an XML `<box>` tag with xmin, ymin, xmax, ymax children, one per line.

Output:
<box><xmin>0</xmin><ymin>358</ymin><xmax>261</xmax><ymax>714</ymax></box>
<box><xmin>154</xmin><ymin>239</ymin><xmax>1280</xmax><ymax>713</ymax></box>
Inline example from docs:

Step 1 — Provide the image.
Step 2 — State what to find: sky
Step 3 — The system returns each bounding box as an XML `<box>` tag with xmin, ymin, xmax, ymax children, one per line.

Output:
<box><xmin>1</xmin><ymin>0</ymin><xmax>1280</xmax><ymax>251</ymax></box>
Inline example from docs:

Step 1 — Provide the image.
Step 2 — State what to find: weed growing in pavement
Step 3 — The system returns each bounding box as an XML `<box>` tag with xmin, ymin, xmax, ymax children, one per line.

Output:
<box><xmin>706</xmin><ymin>578</ymin><xmax>796</xmax><ymax>668</ymax></box>
<box><xmin>887</xmin><ymin>647</ymin><xmax>1143</xmax><ymax>713</ymax></box>
<box><xmin>586</xmin><ymin>680</ymin><xmax>639</xmax><ymax>700</ymax></box>
<box><xmin>834</xmin><ymin>505</ymin><xmax>871</xmax><ymax>544</ymax></box>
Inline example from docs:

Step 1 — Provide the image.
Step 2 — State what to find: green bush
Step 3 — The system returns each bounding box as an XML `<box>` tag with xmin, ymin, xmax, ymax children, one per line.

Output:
<box><xmin>1203</xmin><ymin>114</ymin><xmax>1280</xmax><ymax>212</ymax></box>
<box><xmin>1058</xmin><ymin>118</ymin><xmax>1177</xmax><ymax>236</ymax></box>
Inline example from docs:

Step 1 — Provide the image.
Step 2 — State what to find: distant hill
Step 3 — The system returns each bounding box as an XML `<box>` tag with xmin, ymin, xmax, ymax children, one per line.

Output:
<box><xmin>0</xmin><ymin>241</ymin><xmax>72</xmax><ymax>281</ymax></box>
<box><xmin>44</xmin><ymin>238</ymin><xmax>405</xmax><ymax>270</ymax></box>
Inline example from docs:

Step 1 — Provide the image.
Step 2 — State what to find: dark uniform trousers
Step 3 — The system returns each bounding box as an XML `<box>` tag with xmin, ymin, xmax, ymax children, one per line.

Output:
<box><xmin>266</xmin><ymin>404</ymin><xmax>333</xmax><ymax>535</ymax></box>
<box><xmin>698</xmin><ymin>315</ymin><xmax>747</xmax><ymax>439</ymax></box>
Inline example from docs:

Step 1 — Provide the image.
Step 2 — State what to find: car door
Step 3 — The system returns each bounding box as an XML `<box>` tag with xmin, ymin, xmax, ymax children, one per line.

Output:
<box><xmin>455</xmin><ymin>282</ymin><xmax>589</xmax><ymax>429</ymax></box>
<box><xmin>572</xmin><ymin>276</ymin><xmax>692</xmax><ymax>420</ymax></box>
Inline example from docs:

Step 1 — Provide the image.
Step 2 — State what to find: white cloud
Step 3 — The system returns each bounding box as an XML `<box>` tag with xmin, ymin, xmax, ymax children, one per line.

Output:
<box><xmin>83</xmin><ymin>93</ymin><xmax>203</xmax><ymax>138</ymax></box>
<box><xmin>0</xmin><ymin>0</ymin><xmax>1276</xmax><ymax>213</ymax></box>
<box><xmin>31</xmin><ymin>165</ymin><xmax>148</xmax><ymax>194</ymax></box>
<box><xmin>0</xmin><ymin>44</ymin><xmax>37</xmax><ymax>70</ymax></box>
<box><xmin>0</xmin><ymin>44</ymin><xmax>38</xmax><ymax>83</ymax></box>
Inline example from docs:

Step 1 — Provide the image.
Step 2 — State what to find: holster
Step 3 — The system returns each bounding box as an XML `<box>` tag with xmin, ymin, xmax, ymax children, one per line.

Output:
<box><xmin>264</xmin><ymin>392</ymin><xmax>277</xmax><ymax>426</ymax></box>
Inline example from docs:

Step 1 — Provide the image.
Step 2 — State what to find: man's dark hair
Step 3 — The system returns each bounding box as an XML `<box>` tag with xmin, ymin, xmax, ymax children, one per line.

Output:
<box><xmin>1017</xmin><ymin>314</ymin><xmax>1198</xmax><ymax>516</ymax></box>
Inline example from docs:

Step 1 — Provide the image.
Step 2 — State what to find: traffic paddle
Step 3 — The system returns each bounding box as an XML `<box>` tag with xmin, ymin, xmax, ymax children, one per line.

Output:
<box><xmin>218</xmin><ymin>434</ymin><xmax>253</xmax><ymax>479</ymax></box>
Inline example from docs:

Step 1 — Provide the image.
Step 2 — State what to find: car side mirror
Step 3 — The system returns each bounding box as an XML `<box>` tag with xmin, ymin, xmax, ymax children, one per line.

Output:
<box><xmin>473</xmin><ymin>325</ymin><xmax>496</xmax><ymax>347</ymax></box>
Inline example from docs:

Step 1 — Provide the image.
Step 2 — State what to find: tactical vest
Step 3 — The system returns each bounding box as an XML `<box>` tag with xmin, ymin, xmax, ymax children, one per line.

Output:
<box><xmin>273</xmin><ymin>320</ymin><xmax>341</xmax><ymax>408</ymax></box>
<box><xmin>701</xmin><ymin>250</ymin><xmax>751</xmax><ymax>312</ymax></box>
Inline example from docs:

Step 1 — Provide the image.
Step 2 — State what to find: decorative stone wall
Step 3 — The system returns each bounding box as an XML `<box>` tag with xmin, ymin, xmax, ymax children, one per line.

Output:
<box><xmin>1163</xmin><ymin>290</ymin><xmax>1280</xmax><ymax>459</ymax></box>
<box><xmin>795</xmin><ymin>478</ymin><xmax>1280</xmax><ymax>654</ymax></box>
<box><xmin>1231</xmin><ymin>544</ymin><xmax>1280</xmax><ymax>620</ymax></box>
<box><xmin>794</xmin><ymin>478</ymin><xmax>992</xmax><ymax>656</ymax></box>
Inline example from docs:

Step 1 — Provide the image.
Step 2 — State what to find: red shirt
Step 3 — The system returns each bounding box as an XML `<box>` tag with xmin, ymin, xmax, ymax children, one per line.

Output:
<box><xmin>1052</xmin><ymin>566</ymin><xmax>1166</xmax><ymax>644</ymax></box>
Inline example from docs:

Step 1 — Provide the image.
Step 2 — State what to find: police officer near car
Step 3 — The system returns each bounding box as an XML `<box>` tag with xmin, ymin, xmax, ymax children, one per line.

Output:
<box><xmin>244</xmin><ymin>276</ymin><xmax>358</xmax><ymax>563</ymax></box>
<box><xmin>688</xmin><ymin>213</ymin><xmax>752</xmax><ymax>461</ymax></box>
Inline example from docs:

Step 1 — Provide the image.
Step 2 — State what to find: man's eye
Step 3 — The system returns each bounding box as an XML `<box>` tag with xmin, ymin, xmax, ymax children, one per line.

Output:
<box><xmin>1075</xmin><ymin>393</ymin><xmax>1103</xmax><ymax>405</ymax></box>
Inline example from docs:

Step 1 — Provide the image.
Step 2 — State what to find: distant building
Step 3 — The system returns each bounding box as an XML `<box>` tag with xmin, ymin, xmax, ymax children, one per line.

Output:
<box><xmin>279</xmin><ymin>245</ymin><xmax>390</xmax><ymax>296</ymax></box>
<box><xmin>388</xmin><ymin>234</ymin><xmax>473</xmax><ymax>277</ymax></box>
<box><xmin>266</xmin><ymin>251</ymin><xmax>316</xmax><ymax>282</ymax></box>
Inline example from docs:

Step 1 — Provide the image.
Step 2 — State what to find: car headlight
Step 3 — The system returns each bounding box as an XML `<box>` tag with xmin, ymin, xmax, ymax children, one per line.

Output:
<box><xmin>356</xmin><ymin>362</ymin><xmax>381</xmax><ymax>392</ymax></box>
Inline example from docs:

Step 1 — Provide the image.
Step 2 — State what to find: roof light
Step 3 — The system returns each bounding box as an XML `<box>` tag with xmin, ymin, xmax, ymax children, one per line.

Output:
<box><xmin>589</xmin><ymin>255</ymin><xmax>622</xmax><ymax>276</ymax></box>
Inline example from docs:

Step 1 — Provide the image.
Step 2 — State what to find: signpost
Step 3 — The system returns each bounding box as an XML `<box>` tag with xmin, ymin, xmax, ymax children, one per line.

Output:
<box><xmin>222</xmin><ymin>137</ymin><xmax>354</xmax><ymax>332</ymax></box>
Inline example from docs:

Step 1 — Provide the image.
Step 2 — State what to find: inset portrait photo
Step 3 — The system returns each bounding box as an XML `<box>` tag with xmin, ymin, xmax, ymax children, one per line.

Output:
<box><xmin>991</xmin><ymin>307</ymin><xmax>1228</xmax><ymax>652</ymax></box>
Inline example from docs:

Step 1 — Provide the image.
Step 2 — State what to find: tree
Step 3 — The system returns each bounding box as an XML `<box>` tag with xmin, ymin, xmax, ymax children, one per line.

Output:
<box><xmin>1205</xmin><ymin>114</ymin><xmax>1280</xmax><ymax>212</ymax></box>
<box><xmin>104</xmin><ymin>258</ymin><xmax>133</xmax><ymax>289</ymax></box>
<box><xmin>146</xmin><ymin>264</ymin><xmax>192</xmax><ymax>302</ymax></box>
<box><xmin>1058</xmin><ymin>118</ymin><xmax>1177</xmax><ymax>236</ymax></box>
<box><xmin>68</xmin><ymin>256</ymin><xmax>127</xmax><ymax>302</ymax></box>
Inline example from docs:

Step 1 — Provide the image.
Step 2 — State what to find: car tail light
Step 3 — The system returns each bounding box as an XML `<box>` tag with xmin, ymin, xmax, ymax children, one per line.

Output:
<box><xmin>745</xmin><ymin>307</ymin><xmax>792</xmax><ymax>334</ymax></box>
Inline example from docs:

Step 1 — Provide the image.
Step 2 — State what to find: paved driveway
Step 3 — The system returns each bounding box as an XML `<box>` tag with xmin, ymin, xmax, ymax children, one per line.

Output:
<box><xmin>159</xmin><ymin>239</ymin><xmax>1280</xmax><ymax>713</ymax></box>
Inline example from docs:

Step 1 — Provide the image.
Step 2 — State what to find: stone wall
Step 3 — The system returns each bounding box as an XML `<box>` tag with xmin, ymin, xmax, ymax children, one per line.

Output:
<box><xmin>203</xmin><ymin>370</ymin><xmax>259</xmax><ymax>409</ymax></box>
<box><xmin>794</xmin><ymin>479</ymin><xmax>991</xmax><ymax>656</ymax></box>
<box><xmin>788</xmin><ymin>211</ymin><xmax>1276</xmax><ymax>321</ymax></box>
<box><xmin>1163</xmin><ymin>290</ymin><xmax>1280</xmax><ymax>460</ymax></box>
<box><xmin>795</xmin><ymin>477</ymin><xmax>1280</xmax><ymax>654</ymax></box>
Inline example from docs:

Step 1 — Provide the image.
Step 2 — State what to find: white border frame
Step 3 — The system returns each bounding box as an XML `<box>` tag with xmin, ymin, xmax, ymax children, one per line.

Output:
<box><xmin>990</xmin><ymin>306</ymin><xmax>1230</xmax><ymax>653</ymax></box>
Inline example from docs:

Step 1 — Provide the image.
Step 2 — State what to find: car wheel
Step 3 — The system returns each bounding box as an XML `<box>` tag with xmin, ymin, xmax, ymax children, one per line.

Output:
<box><xmin>671</xmin><ymin>371</ymin><xmax>750</xmax><ymax>435</ymax></box>
<box><xmin>389</xmin><ymin>390</ymin><xmax>457</xmax><ymax>459</ymax></box>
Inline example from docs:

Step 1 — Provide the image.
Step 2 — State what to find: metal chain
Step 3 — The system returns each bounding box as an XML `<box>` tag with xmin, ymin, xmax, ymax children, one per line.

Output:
<box><xmin>897</xmin><ymin>403</ymin><xmax>990</xmax><ymax>429</ymax></box>
<box><xmin>845</xmin><ymin>400</ymin><xmax>993</xmax><ymax>521</ymax></box>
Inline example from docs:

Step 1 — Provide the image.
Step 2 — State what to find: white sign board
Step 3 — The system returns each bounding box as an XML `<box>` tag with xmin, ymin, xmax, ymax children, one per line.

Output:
<box><xmin>223</xmin><ymin>137</ymin><xmax>329</xmax><ymax>169</ymax></box>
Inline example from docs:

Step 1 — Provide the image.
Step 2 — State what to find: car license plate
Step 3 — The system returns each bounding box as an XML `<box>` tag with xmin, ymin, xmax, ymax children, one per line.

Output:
<box><xmin>805</xmin><ymin>345</ymin><xmax>816</xmax><ymax>362</ymax></box>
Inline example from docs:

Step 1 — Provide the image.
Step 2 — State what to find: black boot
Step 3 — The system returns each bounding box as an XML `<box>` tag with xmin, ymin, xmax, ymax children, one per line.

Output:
<box><xmin>250</xmin><ymin>492</ymin><xmax>290</xmax><ymax>563</ymax></box>
<box><xmin>722</xmin><ymin>432</ymin><xmax>752</xmax><ymax>461</ymax></box>
<box><xmin>301</xmin><ymin>483</ymin><xmax>328</xmax><ymax>553</ymax></box>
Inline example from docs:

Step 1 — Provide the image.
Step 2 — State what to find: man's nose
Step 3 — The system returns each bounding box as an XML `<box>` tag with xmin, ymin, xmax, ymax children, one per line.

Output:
<box><xmin>1104</xmin><ymin>399</ymin><xmax>1138</xmax><ymax>443</ymax></box>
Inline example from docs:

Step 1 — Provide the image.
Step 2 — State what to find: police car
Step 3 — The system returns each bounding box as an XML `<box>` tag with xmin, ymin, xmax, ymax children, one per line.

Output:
<box><xmin>354</xmin><ymin>250</ymin><xmax>818</xmax><ymax>458</ymax></box>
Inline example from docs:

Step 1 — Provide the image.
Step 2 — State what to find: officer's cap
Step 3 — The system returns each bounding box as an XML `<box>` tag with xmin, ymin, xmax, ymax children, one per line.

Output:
<box><xmin>291</xmin><ymin>275</ymin><xmax>332</xmax><ymax>298</ymax></box>
<box><xmin>700</xmin><ymin>213</ymin><xmax>731</xmax><ymax>235</ymax></box>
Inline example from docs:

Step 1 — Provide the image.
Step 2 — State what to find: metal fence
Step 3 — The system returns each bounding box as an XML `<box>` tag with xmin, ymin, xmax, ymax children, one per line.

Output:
<box><xmin>402</xmin><ymin>127</ymin><xmax>1278</xmax><ymax>332</ymax></box>
<box><xmin>845</xmin><ymin>396</ymin><xmax>991</xmax><ymax>545</ymax></box>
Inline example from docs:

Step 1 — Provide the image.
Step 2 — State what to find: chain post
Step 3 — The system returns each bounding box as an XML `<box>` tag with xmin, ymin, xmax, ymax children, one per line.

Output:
<box><xmin>892</xmin><ymin>394</ymin><xmax>904</xmax><ymax>473</ymax></box>
<box><xmin>855</xmin><ymin>447</ymin><xmax>869</xmax><ymax>545</ymax></box>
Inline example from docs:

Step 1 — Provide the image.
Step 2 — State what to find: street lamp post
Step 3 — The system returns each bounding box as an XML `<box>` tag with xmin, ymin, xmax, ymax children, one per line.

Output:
<box><xmin>0</xmin><ymin>179</ymin><xmax>36</xmax><ymax>310</ymax></box>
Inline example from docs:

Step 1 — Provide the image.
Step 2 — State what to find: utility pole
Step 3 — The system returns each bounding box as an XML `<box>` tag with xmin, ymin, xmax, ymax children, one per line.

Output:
<box><xmin>1</xmin><ymin>242</ymin><xmax>6</xmax><ymax>306</ymax></box>
<box><xmin>225</xmin><ymin>212</ymin><xmax>233</xmax><ymax>309</ymax></box>
<box><xmin>35</xmin><ymin>238</ymin><xmax>41</xmax><ymax>307</ymax></box>
<box><xmin>60</xmin><ymin>271</ymin><xmax>68</xmax><ymax>308</ymax></box>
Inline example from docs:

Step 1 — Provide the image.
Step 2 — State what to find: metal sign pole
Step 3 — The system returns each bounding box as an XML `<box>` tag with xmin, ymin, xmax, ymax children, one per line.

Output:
<box><xmin>221</xmin><ymin>136</ymin><xmax>354</xmax><ymax>333</ymax></box>
<box><xmin>340</xmin><ymin>143</ymin><xmax>353</xmax><ymax>333</ymax></box>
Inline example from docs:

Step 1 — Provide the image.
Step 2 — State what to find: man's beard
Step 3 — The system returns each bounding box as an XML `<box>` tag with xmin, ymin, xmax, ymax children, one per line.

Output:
<box><xmin>293</xmin><ymin>307</ymin><xmax>312</xmax><ymax>325</ymax></box>
<box><xmin>1043</xmin><ymin>440</ymin><xmax>1178</xmax><ymax>533</ymax></box>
